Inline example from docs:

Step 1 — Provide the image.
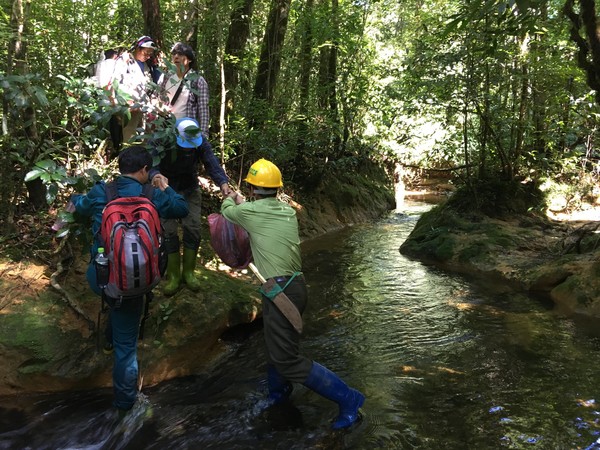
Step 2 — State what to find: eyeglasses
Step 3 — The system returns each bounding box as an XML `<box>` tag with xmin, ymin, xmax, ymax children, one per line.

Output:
<box><xmin>141</xmin><ymin>49</ymin><xmax>154</xmax><ymax>57</ymax></box>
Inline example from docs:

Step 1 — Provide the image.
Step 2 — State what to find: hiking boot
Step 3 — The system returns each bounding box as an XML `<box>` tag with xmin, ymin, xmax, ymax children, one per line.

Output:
<box><xmin>303</xmin><ymin>362</ymin><xmax>365</xmax><ymax>430</ymax></box>
<box><xmin>267</xmin><ymin>364</ymin><xmax>293</xmax><ymax>405</ymax></box>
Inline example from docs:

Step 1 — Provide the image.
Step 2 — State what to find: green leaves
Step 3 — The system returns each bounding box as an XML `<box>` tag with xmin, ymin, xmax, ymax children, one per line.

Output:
<box><xmin>24</xmin><ymin>159</ymin><xmax>102</xmax><ymax>206</ymax></box>
<box><xmin>25</xmin><ymin>160</ymin><xmax>68</xmax><ymax>182</ymax></box>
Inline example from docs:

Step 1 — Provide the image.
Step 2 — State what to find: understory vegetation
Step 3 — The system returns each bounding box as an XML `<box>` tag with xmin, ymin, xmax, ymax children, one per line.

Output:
<box><xmin>0</xmin><ymin>0</ymin><xmax>599</xmax><ymax>263</ymax></box>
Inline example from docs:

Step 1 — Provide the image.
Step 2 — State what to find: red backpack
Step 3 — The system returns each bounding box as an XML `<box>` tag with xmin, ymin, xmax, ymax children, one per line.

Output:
<box><xmin>99</xmin><ymin>181</ymin><xmax>166</xmax><ymax>299</ymax></box>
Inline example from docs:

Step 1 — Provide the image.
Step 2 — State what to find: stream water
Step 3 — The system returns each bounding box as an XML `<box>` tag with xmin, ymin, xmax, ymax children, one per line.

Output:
<box><xmin>2</xmin><ymin>201</ymin><xmax>600</xmax><ymax>449</ymax></box>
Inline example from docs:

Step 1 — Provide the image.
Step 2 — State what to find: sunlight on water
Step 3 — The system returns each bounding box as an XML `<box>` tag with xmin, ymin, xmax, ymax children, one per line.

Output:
<box><xmin>3</xmin><ymin>202</ymin><xmax>600</xmax><ymax>449</ymax></box>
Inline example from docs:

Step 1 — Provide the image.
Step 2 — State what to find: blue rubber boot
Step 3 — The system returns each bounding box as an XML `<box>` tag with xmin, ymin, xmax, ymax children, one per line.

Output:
<box><xmin>267</xmin><ymin>364</ymin><xmax>293</xmax><ymax>405</ymax></box>
<box><xmin>303</xmin><ymin>362</ymin><xmax>365</xmax><ymax>430</ymax></box>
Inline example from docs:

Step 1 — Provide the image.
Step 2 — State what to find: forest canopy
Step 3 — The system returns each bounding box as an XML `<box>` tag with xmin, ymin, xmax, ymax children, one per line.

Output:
<box><xmin>0</xmin><ymin>0</ymin><xmax>599</xmax><ymax>237</ymax></box>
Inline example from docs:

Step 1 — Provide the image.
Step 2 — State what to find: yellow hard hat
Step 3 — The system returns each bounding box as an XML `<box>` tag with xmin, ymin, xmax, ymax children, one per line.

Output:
<box><xmin>244</xmin><ymin>158</ymin><xmax>283</xmax><ymax>188</ymax></box>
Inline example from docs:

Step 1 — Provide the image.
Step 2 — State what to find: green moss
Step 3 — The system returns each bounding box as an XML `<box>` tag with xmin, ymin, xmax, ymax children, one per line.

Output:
<box><xmin>593</xmin><ymin>261</ymin><xmax>600</xmax><ymax>277</ymax></box>
<box><xmin>458</xmin><ymin>242</ymin><xmax>490</xmax><ymax>263</ymax></box>
<box><xmin>401</xmin><ymin>225</ymin><xmax>456</xmax><ymax>262</ymax></box>
<box><xmin>579</xmin><ymin>235</ymin><xmax>600</xmax><ymax>254</ymax></box>
<box><xmin>435</xmin><ymin>235</ymin><xmax>456</xmax><ymax>261</ymax></box>
<box><xmin>553</xmin><ymin>276</ymin><xmax>590</xmax><ymax>306</ymax></box>
<box><xmin>477</xmin><ymin>224</ymin><xmax>515</xmax><ymax>248</ymax></box>
<box><xmin>446</xmin><ymin>177</ymin><xmax>547</xmax><ymax>218</ymax></box>
<box><xmin>0</xmin><ymin>298</ymin><xmax>79</xmax><ymax>374</ymax></box>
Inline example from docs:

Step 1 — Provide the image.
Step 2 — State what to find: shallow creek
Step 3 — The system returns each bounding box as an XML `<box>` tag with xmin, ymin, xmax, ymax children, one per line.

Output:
<box><xmin>2</xmin><ymin>201</ymin><xmax>600</xmax><ymax>449</ymax></box>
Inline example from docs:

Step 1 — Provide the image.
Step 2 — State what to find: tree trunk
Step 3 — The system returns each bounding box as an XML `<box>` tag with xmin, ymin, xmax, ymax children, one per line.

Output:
<box><xmin>564</xmin><ymin>0</ymin><xmax>600</xmax><ymax>103</ymax></box>
<box><xmin>328</xmin><ymin>0</ymin><xmax>341</xmax><ymax>154</ymax></box>
<box><xmin>253</xmin><ymin>0</ymin><xmax>292</xmax><ymax>103</ymax></box>
<box><xmin>9</xmin><ymin>0</ymin><xmax>45</xmax><ymax>210</ymax></box>
<box><xmin>296</xmin><ymin>0</ymin><xmax>314</xmax><ymax>155</ymax></box>
<box><xmin>224</xmin><ymin>0</ymin><xmax>254</xmax><ymax>118</ymax></box>
<box><xmin>317</xmin><ymin>45</ymin><xmax>330</xmax><ymax>109</ymax></box>
<box><xmin>530</xmin><ymin>3</ymin><xmax>548</xmax><ymax>162</ymax></box>
<box><xmin>513</xmin><ymin>63</ymin><xmax>528</xmax><ymax>178</ymax></box>
<box><xmin>479</xmin><ymin>57</ymin><xmax>490</xmax><ymax>179</ymax></box>
<box><xmin>185</xmin><ymin>0</ymin><xmax>199</xmax><ymax>48</ymax></box>
<box><xmin>202</xmin><ymin>0</ymin><xmax>221</xmax><ymax>134</ymax></box>
<box><xmin>140</xmin><ymin>0</ymin><xmax>163</xmax><ymax>48</ymax></box>
<box><xmin>558</xmin><ymin>76</ymin><xmax>574</xmax><ymax>152</ymax></box>
<box><xmin>315</xmin><ymin>0</ymin><xmax>340</xmax><ymax>154</ymax></box>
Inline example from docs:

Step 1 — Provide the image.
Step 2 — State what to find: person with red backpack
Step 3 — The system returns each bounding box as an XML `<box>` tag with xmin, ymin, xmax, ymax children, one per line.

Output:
<box><xmin>71</xmin><ymin>145</ymin><xmax>188</xmax><ymax>416</ymax></box>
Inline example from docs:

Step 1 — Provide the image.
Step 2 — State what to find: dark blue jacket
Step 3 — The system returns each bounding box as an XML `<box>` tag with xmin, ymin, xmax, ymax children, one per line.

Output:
<box><xmin>149</xmin><ymin>140</ymin><xmax>228</xmax><ymax>194</ymax></box>
<box><xmin>72</xmin><ymin>175</ymin><xmax>189</xmax><ymax>257</ymax></box>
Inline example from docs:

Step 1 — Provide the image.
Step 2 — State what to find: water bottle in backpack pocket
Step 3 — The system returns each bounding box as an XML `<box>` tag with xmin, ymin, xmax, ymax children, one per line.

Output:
<box><xmin>95</xmin><ymin>247</ymin><xmax>110</xmax><ymax>289</ymax></box>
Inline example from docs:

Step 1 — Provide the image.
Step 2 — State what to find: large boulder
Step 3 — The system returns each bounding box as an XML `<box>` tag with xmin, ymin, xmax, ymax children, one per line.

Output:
<box><xmin>400</xmin><ymin>200</ymin><xmax>600</xmax><ymax>318</ymax></box>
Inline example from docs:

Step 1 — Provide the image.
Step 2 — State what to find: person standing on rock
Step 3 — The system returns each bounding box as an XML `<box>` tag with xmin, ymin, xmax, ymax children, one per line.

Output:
<box><xmin>220</xmin><ymin>158</ymin><xmax>365</xmax><ymax>430</ymax></box>
<box><xmin>149</xmin><ymin>117</ymin><xmax>231</xmax><ymax>295</ymax></box>
<box><xmin>71</xmin><ymin>145</ymin><xmax>188</xmax><ymax>416</ymax></box>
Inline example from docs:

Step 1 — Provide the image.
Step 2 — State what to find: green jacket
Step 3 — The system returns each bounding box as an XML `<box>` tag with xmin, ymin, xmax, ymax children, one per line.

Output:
<box><xmin>221</xmin><ymin>197</ymin><xmax>301</xmax><ymax>279</ymax></box>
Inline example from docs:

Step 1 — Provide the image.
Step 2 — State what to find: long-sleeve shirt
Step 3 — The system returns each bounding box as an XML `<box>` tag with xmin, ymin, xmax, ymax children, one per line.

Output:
<box><xmin>72</xmin><ymin>175</ymin><xmax>188</xmax><ymax>256</ymax></box>
<box><xmin>221</xmin><ymin>197</ymin><xmax>302</xmax><ymax>280</ymax></box>
<box><xmin>114</xmin><ymin>57</ymin><xmax>161</xmax><ymax>104</ymax></box>
<box><xmin>149</xmin><ymin>141</ymin><xmax>228</xmax><ymax>194</ymax></box>
<box><xmin>157</xmin><ymin>70</ymin><xmax>210</xmax><ymax>135</ymax></box>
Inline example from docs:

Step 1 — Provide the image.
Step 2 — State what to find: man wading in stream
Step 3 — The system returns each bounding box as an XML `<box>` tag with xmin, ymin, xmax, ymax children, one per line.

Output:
<box><xmin>72</xmin><ymin>146</ymin><xmax>188</xmax><ymax>416</ymax></box>
<box><xmin>221</xmin><ymin>158</ymin><xmax>365</xmax><ymax>429</ymax></box>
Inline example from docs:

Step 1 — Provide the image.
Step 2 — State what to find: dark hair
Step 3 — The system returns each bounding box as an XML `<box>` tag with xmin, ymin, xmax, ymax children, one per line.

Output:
<box><xmin>118</xmin><ymin>145</ymin><xmax>152</xmax><ymax>174</ymax></box>
<box><xmin>104</xmin><ymin>49</ymin><xmax>118</xmax><ymax>60</ymax></box>
<box><xmin>171</xmin><ymin>42</ymin><xmax>196</xmax><ymax>69</ymax></box>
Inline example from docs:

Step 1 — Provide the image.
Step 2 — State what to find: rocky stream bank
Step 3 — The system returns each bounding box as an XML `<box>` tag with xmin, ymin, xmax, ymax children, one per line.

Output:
<box><xmin>1</xmin><ymin>166</ymin><xmax>598</xmax><ymax>399</ymax></box>
<box><xmin>0</xmin><ymin>161</ymin><xmax>395</xmax><ymax>397</ymax></box>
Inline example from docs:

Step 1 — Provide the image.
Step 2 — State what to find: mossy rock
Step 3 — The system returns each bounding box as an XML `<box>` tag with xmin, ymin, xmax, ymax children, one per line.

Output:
<box><xmin>446</xmin><ymin>177</ymin><xmax>546</xmax><ymax>218</ymax></box>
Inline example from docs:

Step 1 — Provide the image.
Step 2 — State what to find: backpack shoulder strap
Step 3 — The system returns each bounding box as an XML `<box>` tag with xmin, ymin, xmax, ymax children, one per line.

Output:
<box><xmin>141</xmin><ymin>183</ymin><xmax>154</xmax><ymax>201</ymax></box>
<box><xmin>105</xmin><ymin>181</ymin><xmax>119</xmax><ymax>203</ymax></box>
<box><xmin>170</xmin><ymin>76</ymin><xmax>186</xmax><ymax>106</ymax></box>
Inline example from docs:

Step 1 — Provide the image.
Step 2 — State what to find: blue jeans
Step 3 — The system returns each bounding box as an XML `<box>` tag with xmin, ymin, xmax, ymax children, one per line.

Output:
<box><xmin>108</xmin><ymin>295</ymin><xmax>144</xmax><ymax>410</ymax></box>
<box><xmin>87</xmin><ymin>262</ymin><xmax>144</xmax><ymax>410</ymax></box>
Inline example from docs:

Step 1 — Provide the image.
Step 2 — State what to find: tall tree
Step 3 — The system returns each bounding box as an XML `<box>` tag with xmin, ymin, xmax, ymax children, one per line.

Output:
<box><xmin>224</xmin><ymin>0</ymin><xmax>254</xmax><ymax>118</ymax></box>
<box><xmin>201</xmin><ymin>0</ymin><xmax>222</xmax><ymax>134</ymax></box>
<box><xmin>315</xmin><ymin>0</ymin><xmax>340</xmax><ymax>153</ymax></box>
<box><xmin>184</xmin><ymin>0</ymin><xmax>199</xmax><ymax>48</ymax></box>
<box><xmin>141</xmin><ymin>0</ymin><xmax>163</xmax><ymax>47</ymax></box>
<box><xmin>564</xmin><ymin>0</ymin><xmax>600</xmax><ymax>103</ymax></box>
<box><xmin>7</xmin><ymin>0</ymin><xmax>45</xmax><ymax>210</ymax></box>
<box><xmin>253</xmin><ymin>0</ymin><xmax>292</xmax><ymax>103</ymax></box>
<box><xmin>296</xmin><ymin>0</ymin><xmax>315</xmax><ymax>155</ymax></box>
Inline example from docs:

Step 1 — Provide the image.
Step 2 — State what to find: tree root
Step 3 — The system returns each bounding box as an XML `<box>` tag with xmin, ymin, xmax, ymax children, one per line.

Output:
<box><xmin>50</xmin><ymin>238</ymin><xmax>96</xmax><ymax>331</ymax></box>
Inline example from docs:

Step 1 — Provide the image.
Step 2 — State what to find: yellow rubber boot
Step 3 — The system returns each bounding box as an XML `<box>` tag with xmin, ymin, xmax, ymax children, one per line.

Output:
<box><xmin>163</xmin><ymin>252</ymin><xmax>181</xmax><ymax>296</ymax></box>
<box><xmin>182</xmin><ymin>247</ymin><xmax>202</xmax><ymax>291</ymax></box>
